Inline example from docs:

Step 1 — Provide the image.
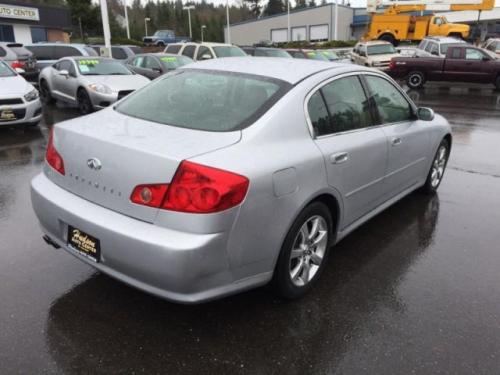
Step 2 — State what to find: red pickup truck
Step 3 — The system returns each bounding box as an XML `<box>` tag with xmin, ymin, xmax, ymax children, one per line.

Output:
<box><xmin>388</xmin><ymin>45</ymin><xmax>500</xmax><ymax>90</ymax></box>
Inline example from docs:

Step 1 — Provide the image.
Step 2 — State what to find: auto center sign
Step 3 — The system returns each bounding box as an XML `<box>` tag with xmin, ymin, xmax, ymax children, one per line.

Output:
<box><xmin>0</xmin><ymin>4</ymin><xmax>40</xmax><ymax>21</ymax></box>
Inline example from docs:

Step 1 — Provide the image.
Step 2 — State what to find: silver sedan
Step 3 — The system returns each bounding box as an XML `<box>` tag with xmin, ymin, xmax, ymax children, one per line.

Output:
<box><xmin>38</xmin><ymin>57</ymin><xmax>150</xmax><ymax>114</ymax></box>
<box><xmin>31</xmin><ymin>57</ymin><xmax>452</xmax><ymax>303</ymax></box>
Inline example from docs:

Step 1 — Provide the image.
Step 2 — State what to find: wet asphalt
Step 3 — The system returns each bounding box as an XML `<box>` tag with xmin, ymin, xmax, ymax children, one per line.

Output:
<box><xmin>1</xmin><ymin>84</ymin><xmax>500</xmax><ymax>374</ymax></box>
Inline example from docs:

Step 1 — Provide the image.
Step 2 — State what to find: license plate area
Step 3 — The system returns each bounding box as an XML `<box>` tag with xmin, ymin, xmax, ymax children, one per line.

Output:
<box><xmin>68</xmin><ymin>226</ymin><xmax>101</xmax><ymax>262</ymax></box>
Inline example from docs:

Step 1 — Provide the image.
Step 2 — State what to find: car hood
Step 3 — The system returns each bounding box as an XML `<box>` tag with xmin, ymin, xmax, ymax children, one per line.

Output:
<box><xmin>0</xmin><ymin>75</ymin><xmax>34</xmax><ymax>96</ymax></box>
<box><xmin>368</xmin><ymin>53</ymin><xmax>400</xmax><ymax>62</ymax></box>
<box><xmin>81</xmin><ymin>75</ymin><xmax>150</xmax><ymax>92</ymax></box>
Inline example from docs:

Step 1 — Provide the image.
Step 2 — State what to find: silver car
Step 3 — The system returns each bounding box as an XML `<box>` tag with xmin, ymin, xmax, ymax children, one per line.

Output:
<box><xmin>31</xmin><ymin>58</ymin><xmax>452</xmax><ymax>303</ymax></box>
<box><xmin>38</xmin><ymin>57</ymin><xmax>150</xmax><ymax>114</ymax></box>
<box><xmin>0</xmin><ymin>61</ymin><xmax>42</xmax><ymax>128</ymax></box>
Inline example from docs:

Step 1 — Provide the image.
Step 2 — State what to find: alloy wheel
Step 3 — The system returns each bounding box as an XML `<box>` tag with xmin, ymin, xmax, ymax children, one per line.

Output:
<box><xmin>431</xmin><ymin>144</ymin><xmax>447</xmax><ymax>188</ymax></box>
<box><xmin>289</xmin><ymin>215</ymin><xmax>328</xmax><ymax>287</ymax></box>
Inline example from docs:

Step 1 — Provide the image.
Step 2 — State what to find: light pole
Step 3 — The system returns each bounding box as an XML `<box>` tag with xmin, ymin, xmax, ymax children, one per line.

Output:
<box><xmin>124</xmin><ymin>0</ymin><xmax>130</xmax><ymax>39</ymax></box>
<box><xmin>287</xmin><ymin>0</ymin><xmax>290</xmax><ymax>41</ymax></box>
<box><xmin>201</xmin><ymin>25</ymin><xmax>206</xmax><ymax>43</ymax></box>
<box><xmin>226</xmin><ymin>0</ymin><xmax>231</xmax><ymax>44</ymax></box>
<box><xmin>99</xmin><ymin>0</ymin><xmax>111</xmax><ymax>57</ymax></box>
<box><xmin>183</xmin><ymin>5</ymin><xmax>195</xmax><ymax>40</ymax></box>
<box><xmin>144</xmin><ymin>17</ymin><xmax>151</xmax><ymax>37</ymax></box>
<box><xmin>334</xmin><ymin>0</ymin><xmax>338</xmax><ymax>40</ymax></box>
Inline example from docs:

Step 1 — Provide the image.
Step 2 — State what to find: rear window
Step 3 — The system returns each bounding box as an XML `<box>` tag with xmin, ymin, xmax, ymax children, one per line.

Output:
<box><xmin>112</xmin><ymin>47</ymin><xmax>128</xmax><ymax>59</ymax></box>
<box><xmin>84</xmin><ymin>47</ymin><xmax>99</xmax><ymax>56</ymax></box>
<box><xmin>165</xmin><ymin>44</ymin><xmax>182</xmax><ymax>54</ymax></box>
<box><xmin>9</xmin><ymin>46</ymin><xmax>31</xmax><ymax>57</ymax></box>
<box><xmin>212</xmin><ymin>46</ymin><xmax>246</xmax><ymax>58</ymax></box>
<box><xmin>116</xmin><ymin>70</ymin><xmax>290</xmax><ymax>131</ymax></box>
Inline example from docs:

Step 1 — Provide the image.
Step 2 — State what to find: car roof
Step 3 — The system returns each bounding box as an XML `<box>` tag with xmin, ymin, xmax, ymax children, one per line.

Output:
<box><xmin>71</xmin><ymin>56</ymin><xmax>113</xmax><ymax>61</ymax></box>
<box><xmin>423</xmin><ymin>36</ymin><xmax>466</xmax><ymax>43</ymax></box>
<box><xmin>182</xmin><ymin>57</ymin><xmax>345</xmax><ymax>84</ymax></box>
<box><xmin>25</xmin><ymin>42</ymin><xmax>90</xmax><ymax>48</ymax></box>
<box><xmin>357</xmin><ymin>40</ymin><xmax>391</xmax><ymax>46</ymax></box>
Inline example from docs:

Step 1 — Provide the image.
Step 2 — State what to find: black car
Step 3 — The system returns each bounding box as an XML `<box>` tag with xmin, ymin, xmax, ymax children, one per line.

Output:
<box><xmin>126</xmin><ymin>53</ymin><xmax>193</xmax><ymax>80</ymax></box>
<box><xmin>0</xmin><ymin>42</ymin><xmax>38</xmax><ymax>82</ymax></box>
<box><xmin>241</xmin><ymin>46</ymin><xmax>292</xmax><ymax>58</ymax></box>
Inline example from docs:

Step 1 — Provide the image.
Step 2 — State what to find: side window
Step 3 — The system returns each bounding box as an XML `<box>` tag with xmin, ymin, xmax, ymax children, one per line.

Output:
<box><xmin>111</xmin><ymin>47</ymin><xmax>127</xmax><ymax>60</ymax></box>
<box><xmin>307</xmin><ymin>91</ymin><xmax>330</xmax><ymax>136</ymax></box>
<box><xmin>418</xmin><ymin>40</ymin><xmax>427</xmax><ymax>50</ymax></box>
<box><xmin>365</xmin><ymin>75</ymin><xmax>413</xmax><ymax>124</ymax></box>
<box><xmin>243</xmin><ymin>48</ymin><xmax>254</xmax><ymax>56</ymax></box>
<box><xmin>0</xmin><ymin>47</ymin><xmax>5</xmax><ymax>57</ymax></box>
<box><xmin>133</xmin><ymin>56</ymin><xmax>145</xmax><ymax>67</ymax></box>
<box><xmin>465</xmin><ymin>48</ymin><xmax>484</xmax><ymax>60</ymax></box>
<box><xmin>321</xmin><ymin>76</ymin><xmax>372</xmax><ymax>133</ymax></box>
<box><xmin>196</xmin><ymin>46</ymin><xmax>213</xmax><ymax>60</ymax></box>
<box><xmin>425</xmin><ymin>41</ymin><xmax>434</xmax><ymax>53</ymax></box>
<box><xmin>54</xmin><ymin>46</ymin><xmax>82</xmax><ymax>59</ymax></box>
<box><xmin>182</xmin><ymin>45</ymin><xmax>196</xmax><ymax>59</ymax></box>
<box><xmin>429</xmin><ymin>43</ymin><xmax>439</xmax><ymax>55</ymax></box>
<box><xmin>165</xmin><ymin>44</ymin><xmax>181</xmax><ymax>54</ymax></box>
<box><xmin>144</xmin><ymin>56</ymin><xmax>160</xmax><ymax>70</ymax></box>
<box><xmin>450</xmin><ymin>48</ymin><xmax>462</xmax><ymax>59</ymax></box>
<box><xmin>434</xmin><ymin>17</ymin><xmax>443</xmax><ymax>25</ymax></box>
<box><xmin>26</xmin><ymin>45</ymin><xmax>54</xmax><ymax>60</ymax></box>
<box><xmin>58</xmin><ymin>60</ymin><xmax>73</xmax><ymax>72</ymax></box>
<box><xmin>68</xmin><ymin>62</ymin><xmax>77</xmax><ymax>77</ymax></box>
<box><xmin>359</xmin><ymin>46</ymin><xmax>367</xmax><ymax>56</ymax></box>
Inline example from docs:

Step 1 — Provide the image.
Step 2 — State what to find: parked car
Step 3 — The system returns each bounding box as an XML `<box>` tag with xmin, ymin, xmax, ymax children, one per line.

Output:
<box><xmin>38</xmin><ymin>57</ymin><xmax>150</xmax><ymax>114</ymax></box>
<box><xmin>319</xmin><ymin>49</ymin><xmax>352</xmax><ymax>64</ymax></box>
<box><xmin>0</xmin><ymin>61</ymin><xmax>41</xmax><ymax>128</ymax></box>
<box><xmin>25</xmin><ymin>43</ymin><xmax>98</xmax><ymax>71</ymax></box>
<box><xmin>90</xmin><ymin>45</ymin><xmax>142</xmax><ymax>60</ymax></box>
<box><xmin>482</xmin><ymin>38</ymin><xmax>500</xmax><ymax>57</ymax></box>
<box><xmin>286</xmin><ymin>49</ymin><xmax>330</xmax><ymax>61</ymax></box>
<box><xmin>143</xmin><ymin>30</ymin><xmax>190</xmax><ymax>46</ymax></box>
<box><xmin>126</xmin><ymin>53</ymin><xmax>193</xmax><ymax>79</ymax></box>
<box><xmin>241</xmin><ymin>46</ymin><xmax>292</xmax><ymax>58</ymax></box>
<box><xmin>31</xmin><ymin>57</ymin><xmax>452</xmax><ymax>303</ymax></box>
<box><xmin>350</xmin><ymin>41</ymin><xmax>400</xmax><ymax>70</ymax></box>
<box><xmin>388</xmin><ymin>44</ymin><xmax>500</xmax><ymax>89</ymax></box>
<box><xmin>415</xmin><ymin>36</ymin><xmax>467</xmax><ymax>58</ymax></box>
<box><xmin>0</xmin><ymin>42</ymin><xmax>38</xmax><ymax>82</ymax></box>
<box><xmin>164</xmin><ymin>42</ymin><xmax>246</xmax><ymax>61</ymax></box>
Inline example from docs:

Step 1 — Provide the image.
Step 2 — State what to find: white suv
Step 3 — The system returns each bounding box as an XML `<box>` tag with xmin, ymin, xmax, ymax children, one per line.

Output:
<box><xmin>164</xmin><ymin>42</ymin><xmax>246</xmax><ymax>61</ymax></box>
<box><xmin>415</xmin><ymin>36</ymin><xmax>466</xmax><ymax>58</ymax></box>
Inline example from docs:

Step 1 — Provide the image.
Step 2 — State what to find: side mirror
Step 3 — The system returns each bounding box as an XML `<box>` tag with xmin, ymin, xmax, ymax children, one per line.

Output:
<box><xmin>201</xmin><ymin>54</ymin><xmax>212</xmax><ymax>60</ymax></box>
<box><xmin>417</xmin><ymin>107</ymin><xmax>435</xmax><ymax>121</ymax></box>
<box><xmin>59</xmin><ymin>69</ymin><xmax>69</xmax><ymax>77</ymax></box>
<box><xmin>396</xmin><ymin>49</ymin><xmax>401</xmax><ymax>53</ymax></box>
<box><xmin>152</xmin><ymin>67</ymin><xmax>162</xmax><ymax>73</ymax></box>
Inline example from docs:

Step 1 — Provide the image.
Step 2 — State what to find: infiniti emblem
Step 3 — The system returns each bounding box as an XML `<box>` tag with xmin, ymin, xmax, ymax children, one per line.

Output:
<box><xmin>87</xmin><ymin>158</ymin><xmax>102</xmax><ymax>171</ymax></box>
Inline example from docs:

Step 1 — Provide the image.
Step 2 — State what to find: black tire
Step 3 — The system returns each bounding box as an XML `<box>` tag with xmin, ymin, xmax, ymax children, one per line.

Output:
<box><xmin>156</xmin><ymin>41</ymin><xmax>165</xmax><ymax>47</ymax></box>
<box><xmin>378</xmin><ymin>33</ymin><xmax>398</xmax><ymax>46</ymax></box>
<box><xmin>421</xmin><ymin>138</ymin><xmax>450</xmax><ymax>194</ymax></box>
<box><xmin>494</xmin><ymin>75</ymin><xmax>500</xmax><ymax>91</ymax></box>
<box><xmin>40</xmin><ymin>80</ymin><xmax>55</xmax><ymax>105</ymax></box>
<box><xmin>407</xmin><ymin>71</ymin><xmax>426</xmax><ymax>89</ymax></box>
<box><xmin>77</xmin><ymin>89</ymin><xmax>94</xmax><ymax>115</ymax></box>
<box><xmin>273</xmin><ymin>202</ymin><xmax>333</xmax><ymax>299</ymax></box>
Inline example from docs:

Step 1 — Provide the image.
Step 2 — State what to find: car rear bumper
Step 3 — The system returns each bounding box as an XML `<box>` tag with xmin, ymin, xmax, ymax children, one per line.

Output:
<box><xmin>0</xmin><ymin>98</ymin><xmax>42</xmax><ymax>126</ymax></box>
<box><xmin>30</xmin><ymin>172</ymin><xmax>270</xmax><ymax>303</ymax></box>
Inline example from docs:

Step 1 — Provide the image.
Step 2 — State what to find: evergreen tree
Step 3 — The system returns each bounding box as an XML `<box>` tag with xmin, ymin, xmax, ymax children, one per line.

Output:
<box><xmin>244</xmin><ymin>0</ymin><xmax>262</xmax><ymax>17</ymax></box>
<box><xmin>308</xmin><ymin>0</ymin><xmax>317</xmax><ymax>6</ymax></box>
<box><xmin>264</xmin><ymin>0</ymin><xmax>285</xmax><ymax>15</ymax></box>
<box><xmin>295</xmin><ymin>0</ymin><xmax>307</xmax><ymax>9</ymax></box>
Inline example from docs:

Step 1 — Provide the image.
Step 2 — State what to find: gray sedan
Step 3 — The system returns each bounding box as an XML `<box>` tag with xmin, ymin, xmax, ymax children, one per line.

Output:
<box><xmin>31</xmin><ymin>58</ymin><xmax>451</xmax><ymax>303</ymax></box>
<box><xmin>38</xmin><ymin>57</ymin><xmax>150</xmax><ymax>114</ymax></box>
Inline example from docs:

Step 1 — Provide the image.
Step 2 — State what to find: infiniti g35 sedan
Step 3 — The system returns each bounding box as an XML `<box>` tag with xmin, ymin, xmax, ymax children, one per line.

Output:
<box><xmin>38</xmin><ymin>57</ymin><xmax>150</xmax><ymax>115</ymax></box>
<box><xmin>31</xmin><ymin>58</ymin><xmax>452</xmax><ymax>303</ymax></box>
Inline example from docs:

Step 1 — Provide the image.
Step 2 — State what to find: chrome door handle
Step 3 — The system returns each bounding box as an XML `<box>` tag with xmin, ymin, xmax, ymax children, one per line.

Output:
<box><xmin>391</xmin><ymin>137</ymin><xmax>402</xmax><ymax>146</ymax></box>
<box><xmin>330</xmin><ymin>152</ymin><xmax>349</xmax><ymax>164</ymax></box>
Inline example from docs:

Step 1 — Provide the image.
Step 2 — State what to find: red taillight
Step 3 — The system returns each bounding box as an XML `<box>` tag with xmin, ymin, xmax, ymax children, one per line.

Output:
<box><xmin>389</xmin><ymin>60</ymin><xmax>395</xmax><ymax>70</ymax></box>
<box><xmin>11</xmin><ymin>60</ymin><xmax>25</xmax><ymax>70</ymax></box>
<box><xmin>130</xmin><ymin>161</ymin><xmax>249</xmax><ymax>213</ymax></box>
<box><xmin>46</xmin><ymin>128</ymin><xmax>65</xmax><ymax>175</ymax></box>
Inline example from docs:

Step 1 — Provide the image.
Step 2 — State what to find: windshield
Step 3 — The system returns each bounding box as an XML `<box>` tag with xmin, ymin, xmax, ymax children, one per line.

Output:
<box><xmin>367</xmin><ymin>44</ymin><xmax>396</xmax><ymax>55</ymax></box>
<box><xmin>212</xmin><ymin>46</ymin><xmax>247</xmax><ymax>58</ymax></box>
<box><xmin>76</xmin><ymin>59</ymin><xmax>132</xmax><ymax>75</ymax></box>
<box><xmin>321</xmin><ymin>50</ymin><xmax>340</xmax><ymax>61</ymax></box>
<box><xmin>116</xmin><ymin>70</ymin><xmax>290</xmax><ymax>131</ymax></box>
<box><xmin>159</xmin><ymin>55</ymin><xmax>193</xmax><ymax>69</ymax></box>
<box><xmin>0</xmin><ymin>62</ymin><xmax>16</xmax><ymax>77</ymax></box>
<box><xmin>255</xmin><ymin>49</ymin><xmax>291</xmax><ymax>58</ymax></box>
<box><xmin>305</xmin><ymin>51</ymin><xmax>329</xmax><ymax>61</ymax></box>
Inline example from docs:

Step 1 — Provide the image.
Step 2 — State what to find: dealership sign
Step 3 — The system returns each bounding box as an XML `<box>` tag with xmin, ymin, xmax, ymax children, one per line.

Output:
<box><xmin>0</xmin><ymin>4</ymin><xmax>40</xmax><ymax>21</ymax></box>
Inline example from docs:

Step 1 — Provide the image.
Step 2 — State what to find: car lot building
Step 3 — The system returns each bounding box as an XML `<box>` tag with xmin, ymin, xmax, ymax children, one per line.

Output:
<box><xmin>0</xmin><ymin>1</ymin><xmax>71</xmax><ymax>44</ymax></box>
<box><xmin>225</xmin><ymin>4</ymin><xmax>500</xmax><ymax>45</ymax></box>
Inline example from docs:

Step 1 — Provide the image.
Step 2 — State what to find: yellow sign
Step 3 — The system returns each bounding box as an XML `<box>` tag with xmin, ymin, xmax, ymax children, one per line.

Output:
<box><xmin>78</xmin><ymin>59</ymin><xmax>99</xmax><ymax>65</ymax></box>
<box><xmin>0</xmin><ymin>4</ymin><xmax>39</xmax><ymax>21</ymax></box>
<box><xmin>0</xmin><ymin>108</ymin><xmax>16</xmax><ymax>121</ymax></box>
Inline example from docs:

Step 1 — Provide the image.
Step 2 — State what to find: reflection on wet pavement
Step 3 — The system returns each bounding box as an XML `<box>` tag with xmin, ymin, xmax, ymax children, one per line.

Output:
<box><xmin>1</xmin><ymin>85</ymin><xmax>500</xmax><ymax>374</ymax></box>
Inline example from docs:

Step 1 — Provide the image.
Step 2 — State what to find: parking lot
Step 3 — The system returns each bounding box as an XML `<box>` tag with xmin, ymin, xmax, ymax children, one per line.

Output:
<box><xmin>0</xmin><ymin>82</ymin><xmax>499</xmax><ymax>374</ymax></box>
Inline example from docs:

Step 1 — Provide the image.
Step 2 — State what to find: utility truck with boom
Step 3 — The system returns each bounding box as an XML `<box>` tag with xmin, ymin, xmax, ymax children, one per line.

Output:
<box><xmin>364</xmin><ymin>0</ymin><xmax>495</xmax><ymax>45</ymax></box>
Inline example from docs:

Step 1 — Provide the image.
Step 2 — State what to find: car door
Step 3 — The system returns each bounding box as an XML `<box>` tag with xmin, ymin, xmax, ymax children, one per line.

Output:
<box><xmin>307</xmin><ymin>74</ymin><xmax>388</xmax><ymax>228</ymax></box>
<box><xmin>445</xmin><ymin>47</ymin><xmax>491</xmax><ymax>83</ymax></box>
<box><xmin>363</xmin><ymin>74</ymin><xmax>430</xmax><ymax>199</ymax></box>
<box><xmin>51</xmin><ymin>59</ymin><xmax>75</xmax><ymax>102</ymax></box>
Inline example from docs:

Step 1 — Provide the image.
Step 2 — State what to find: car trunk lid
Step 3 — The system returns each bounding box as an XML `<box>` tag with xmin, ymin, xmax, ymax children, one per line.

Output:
<box><xmin>47</xmin><ymin>109</ymin><xmax>241</xmax><ymax>223</ymax></box>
